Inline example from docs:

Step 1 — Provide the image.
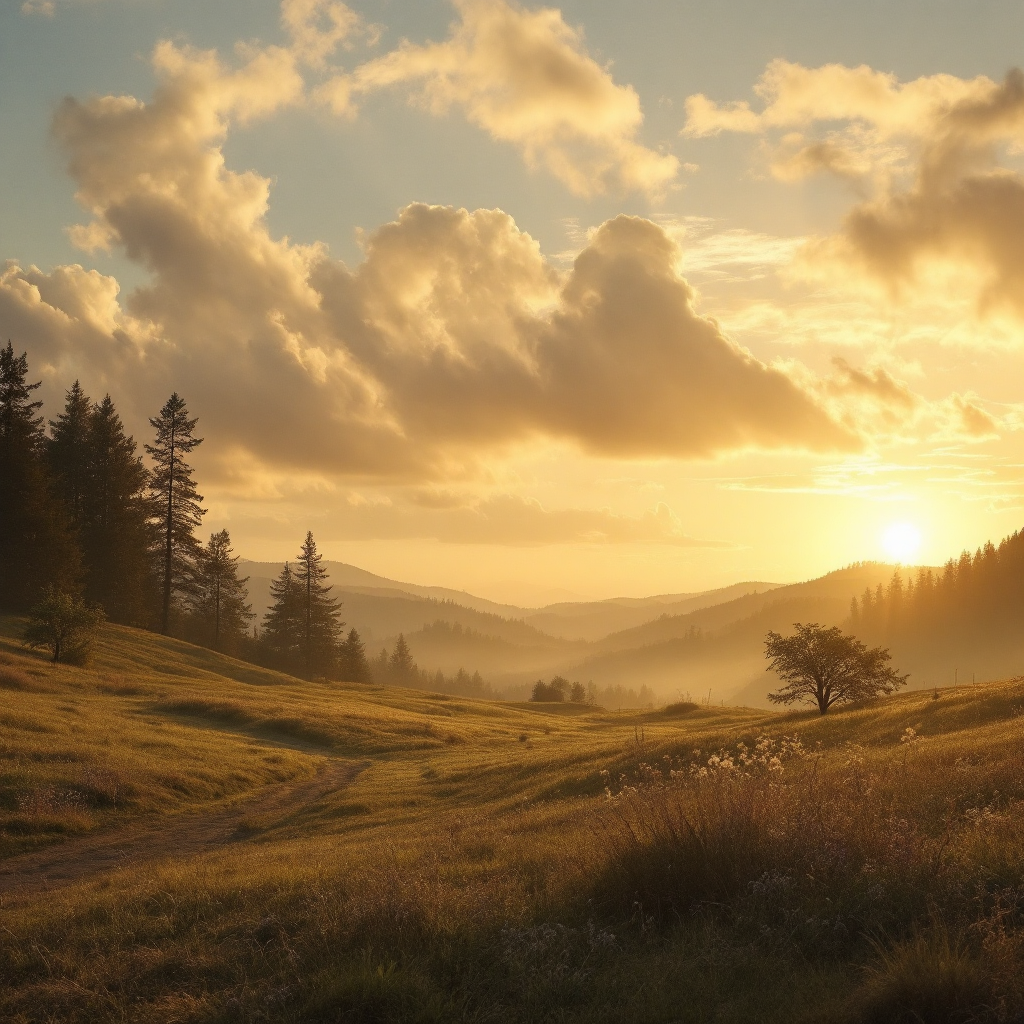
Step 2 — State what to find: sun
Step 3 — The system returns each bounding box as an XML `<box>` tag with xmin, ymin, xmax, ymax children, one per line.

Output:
<box><xmin>882</xmin><ymin>522</ymin><xmax>922</xmax><ymax>563</ymax></box>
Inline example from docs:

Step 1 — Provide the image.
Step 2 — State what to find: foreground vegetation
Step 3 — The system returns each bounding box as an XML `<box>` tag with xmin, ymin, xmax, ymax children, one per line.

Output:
<box><xmin>1</xmin><ymin>614</ymin><xmax>1023</xmax><ymax>1022</ymax></box>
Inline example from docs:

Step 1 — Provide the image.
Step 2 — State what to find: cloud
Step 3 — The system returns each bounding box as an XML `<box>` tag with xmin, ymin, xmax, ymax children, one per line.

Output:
<box><xmin>281</xmin><ymin>0</ymin><xmax>375</xmax><ymax>69</ymax></box>
<box><xmin>318</xmin><ymin>0</ymin><xmax>678</xmax><ymax>197</ymax></box>
<box><xmin>942</xmin><ymin>393</ymin><xmax>1000</xmax><ymax>440</ymax></box>
<box><xmin>805</xmin><ymin>356</ymin><xmax>1004</xmax><ymax>444</ymax></box>
<box><xmin>287</xmin><ymin>493</ymin><xmax>728</xmax><ymax>546</ymax></box>
<box><xmin>0</xmin><ymin>34</ymin><xmax>861</xmax><ymax>496</ymax></box>
<box><xmin>683</xmin><ymin>59</ymin><xmax>999</xmax><ymax>141</ymax></box>
<box><xmin>686</xmin><ymin>61</ymin><xmax>1024</xmax><ymax>323</ymax></box>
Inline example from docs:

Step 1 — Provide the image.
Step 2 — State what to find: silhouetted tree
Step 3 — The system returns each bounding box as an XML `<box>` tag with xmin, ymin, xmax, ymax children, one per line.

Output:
<box><xmin>82</xmin><ymin>396</ymin><xmax>154</xmax><ymax>623</ymax></box>
<box><xmin>531</xmin><ymin>676</ymin><xmax>569</xmax><ymax>702</ymax></box>
<box><xmin>46</xmin><ymin>381</ymin><xmax>92</xmax><ymax>527</ymax></box>
<box><xmin>389</xmin><ymin>633</ymin><xmax>414</xmax><ymax>684</ymax></box>
<box><xmin>766</xmin><ymin>623</ymin><xmax>908</xmax><ymax>715</ymax></box>
<box><xmin>570</xmin><ymin>681</ymin><xmax>586</xmax><ymax>703</ymax></box>
<box><xmin>338</xmin><ymin>628</ymin><xmax>370</xmax><ymax>682</ymax></box>
<box><xmin>22</xmin><ymin>588</ymin><xmax>104</xmax><ymax>664</ymax></box>
<box><xmin>146</xmin><ymin>394</ymin><xmax>205</xmax><ymax>633</ymax></box>
<box><xmin>262</xmin><ymin>562</ymin><xmax>302</xmax><ymax>670</ymax></box>
<box><xmin>0</xmin><ymin>343</ymin><xmax>82</xmax><ymax>610</ymax></box>
<box><xmin>294</xmin><ymin>531</ymin><xmax>344</xmax><ymax>677</ymax></box>
<box><xmin>190</xmin><ymin>530</ymin><xmax>253</xmax><ymax>652</ymax></box>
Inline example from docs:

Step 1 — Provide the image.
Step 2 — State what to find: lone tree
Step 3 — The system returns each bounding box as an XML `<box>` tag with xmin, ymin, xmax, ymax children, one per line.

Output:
<box><xmin>146</xmin><ymin>394</ymin><xmax>205</xmax><ymax>634</ymax></box>
<box><xmin>22</xmin><ymin>588</ymin><xmax>104</xmax><ymax>665</ymax></box>
<box><xmin>765</xmin><ymin>622</ymin><xmax>908</xmax><ymax>715</ymax></box>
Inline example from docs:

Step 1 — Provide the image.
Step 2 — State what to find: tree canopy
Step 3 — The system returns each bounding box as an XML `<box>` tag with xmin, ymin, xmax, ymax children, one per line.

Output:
<box><xmin>765</xmin><ymin>622</ymin><xmax>908</xmax><ymax>715</ymax></box>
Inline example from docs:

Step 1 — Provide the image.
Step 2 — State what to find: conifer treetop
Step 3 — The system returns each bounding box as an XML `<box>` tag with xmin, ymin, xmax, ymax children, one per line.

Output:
<box><xmin>0</xmin><ymin>341</ymin><xmax>44</xmax><ymax>448</ymax></box>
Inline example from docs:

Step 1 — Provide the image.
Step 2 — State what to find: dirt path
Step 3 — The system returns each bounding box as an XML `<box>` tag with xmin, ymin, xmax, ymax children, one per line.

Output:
<box><xmin>0</xmin><ymin>758</ymin><xmax>365</xmax><ymax>903</ymax></box>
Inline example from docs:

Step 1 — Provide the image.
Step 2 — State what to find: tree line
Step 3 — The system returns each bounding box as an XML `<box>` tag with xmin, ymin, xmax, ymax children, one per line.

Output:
<box><xmin>846</xmin><ymin>532</ymin><xmax>1024</xmax><ymax>680</ymax></box>
<box><xmin>850</xmin><ymin>534</ymin><xmax>1024</xmax><ymax>642</ymax></box>
<box><xmin>0</xmin><ymin>343</ymin><xmax>362</xmax><ymax>678</ymax></box>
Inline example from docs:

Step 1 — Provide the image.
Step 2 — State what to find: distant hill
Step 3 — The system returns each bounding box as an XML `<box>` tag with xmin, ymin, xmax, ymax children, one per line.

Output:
<box><xmin>522</xmin><ymin>581</ymin><xmax>781</xmax><ymax>641</ymax></box>
<box><xmin>240</xmin><ymin>560</ymin><xmax>782</xmax><ymax>656</ymax></box>
<box><xmin>238</xmin><ymin>558</ymin><xmax>935</xmax><ymax>705</ymax></box>
<box><xmin>566</xmin><ymin>564</ymin><xmax>909</xmax><ymax>704</ymax></box>
<box><xmin>240</xmin><ymin>560</ymin><xmax>526</xmax><ymax>620</ymax></box>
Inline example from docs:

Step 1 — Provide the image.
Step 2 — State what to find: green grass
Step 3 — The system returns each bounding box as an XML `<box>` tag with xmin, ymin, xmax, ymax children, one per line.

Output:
<box><xmin>1</xmin><ymin>614</ymin><xmax>1023</xmax><ymax>1022</ymax></box>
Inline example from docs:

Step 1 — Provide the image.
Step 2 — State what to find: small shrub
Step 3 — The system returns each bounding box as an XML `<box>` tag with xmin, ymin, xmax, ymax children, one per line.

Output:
<box><xmin>853</xmin><ymin>926</ymin><xmax>997</xmax><ymax>1023</ymax></box>
<box><xmin>21</xmin><ymin>589</ymin><xmax>104</xmax><ymax>665</ymax></box>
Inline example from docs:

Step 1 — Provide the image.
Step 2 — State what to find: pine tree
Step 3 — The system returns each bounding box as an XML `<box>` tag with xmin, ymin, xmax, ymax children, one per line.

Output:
<box><xmin>338</xmin><ymin>628</ymin><xmax>370</xmax><ymax>682</ymax></box>
<box><xmin>190</xmin><ymin>530</ymin><xmax>253</xmax><ymax>653</ymax></box>
<box><xmin>389</xmin><ymin>633</ymin><xmax>414</xmax><ymax>684</ymax></box>
<box><xmin>0</xmin><ymin>343</ymin><xmax>82</xmax><ymax>610</ymax></box>
<box><xmin>262</xmin><ymin>562</ymin><xmax>303</xmax><ymax>671</ymax></box>
<box><xmin>83</xmin><ymin>396</ymin><xmax>154</xmax><ymax>624</ymax></box>
<box><xmin>46</xmin><ymin>381</ymin><xmax>92</xmax><ymax>528</ymax></box>
<box><xmin>146</xmin><ymin>394</ymin><xmax>205</xmax><ymax>634</ymax></box>
<box><xmin>294</xmin><ymin>531</ymin><xmax>344</xmax><ymax>677</ymax></box>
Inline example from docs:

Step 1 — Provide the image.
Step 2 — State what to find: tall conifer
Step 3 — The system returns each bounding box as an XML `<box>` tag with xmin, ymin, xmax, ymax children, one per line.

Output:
<box><xmin>46</xmin><ymin>381</ymin><xmax>92</xmax><ymax>527</ymax></box>
<box><xmin>262</xmin><ymin>562</ymin><xmax>303</xmax><ymax>670</ymax></box>
<box><xmin>83</xmin><ymin>396</ymin><xmax>154</xmax><ymax>623</ymax></box>
<box><xmin>0</xmin><ymin>343</ymin><xmax>81</xmax><ymax>609</ymax></box>
<box><xmin>146</xmin><ymin>393</ymin><xmax>205</xmax><ymax>634</ymax></box>
<box><xmin>338</xmin><ymin>628</ymin><xmax>370</xmax><ymax>682</ymax></box>
<box><xmin>190</xmin><ymin>530</ymin><xmax>253</xmax><ymax>652</ymax></box>
<box><xmin>294</xmin><ymin>531</ymin><xmax>344</xmax><ymax>678</ymax></box>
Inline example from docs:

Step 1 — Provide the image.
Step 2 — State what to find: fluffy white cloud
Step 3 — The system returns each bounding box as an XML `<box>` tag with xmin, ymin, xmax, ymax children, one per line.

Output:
<box><xmin>319</xmin><ymin>0</ymin><xmax>678</xmax><ymax>197</ymax></box>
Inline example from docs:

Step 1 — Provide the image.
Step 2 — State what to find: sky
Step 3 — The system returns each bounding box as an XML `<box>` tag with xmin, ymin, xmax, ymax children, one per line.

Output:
<box><xmin>2</xmin><ymin>0</ymin><xmax>1024</xmax><ymax>606</ymax></box>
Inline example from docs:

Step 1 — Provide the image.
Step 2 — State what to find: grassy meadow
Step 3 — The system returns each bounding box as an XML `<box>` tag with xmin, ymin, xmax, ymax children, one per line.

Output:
<box><xmin>1</xmin><ymin>614</ymin><xmax>1023</xmax><ymax>1022</ymax></box>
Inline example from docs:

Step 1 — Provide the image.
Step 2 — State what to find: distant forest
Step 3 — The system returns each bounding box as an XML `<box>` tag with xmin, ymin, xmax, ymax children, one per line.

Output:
<box><xmin>849</xmin><ymin>535</ymin><xmax>1024</xmax><ymax>683</ymax></box>
<box><xmin>0</xmin><ymin>343</ymin><xmax>487</xmax><ymax>694</ymax></box>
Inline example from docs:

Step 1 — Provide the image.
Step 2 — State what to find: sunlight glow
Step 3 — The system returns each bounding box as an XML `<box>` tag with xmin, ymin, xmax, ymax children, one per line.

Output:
<box><xmin>882</xmin><ymin>522</ymin><xmax>922</xmax><ymax>563</ymax></box>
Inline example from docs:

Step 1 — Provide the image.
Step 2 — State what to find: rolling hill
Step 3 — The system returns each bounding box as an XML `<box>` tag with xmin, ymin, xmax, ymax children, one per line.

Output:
<box><xmin>3</xmin><ymin>614</ymin><xmax>1024</xmax><ymax>1023</ymax></box>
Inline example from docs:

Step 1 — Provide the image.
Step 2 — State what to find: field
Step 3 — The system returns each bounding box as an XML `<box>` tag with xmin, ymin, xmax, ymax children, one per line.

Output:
<box><xmin>1</xmin><ymin>614</ymin><xmax>1023</xmax><ymax>1023</ymax></box>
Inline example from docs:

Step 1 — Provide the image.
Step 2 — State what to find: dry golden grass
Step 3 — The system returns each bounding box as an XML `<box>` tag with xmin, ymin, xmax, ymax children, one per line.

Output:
<box><xmin>1</xmin><ymin>613</ymin><xmax>1023</xmax><ymax>1022</ymax></box>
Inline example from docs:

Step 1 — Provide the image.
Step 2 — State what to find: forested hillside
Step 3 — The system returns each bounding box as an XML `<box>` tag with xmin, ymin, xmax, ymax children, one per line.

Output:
<box><xmin>852</xmin><ymin>530</ymin><xmax>1024</xmax><ymax>685</ymax></box>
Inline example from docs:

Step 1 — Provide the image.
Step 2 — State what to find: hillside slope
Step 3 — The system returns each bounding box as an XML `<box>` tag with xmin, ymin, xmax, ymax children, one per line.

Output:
<box><xmin>569</xmin><ymin>564</ymin><xmax>910</xmax><ymax>702</ymax></box>
<box><xmin>3</xmin><ymin>615</ymin><xmax>1024</xmax><ymax>1023</ymax></box>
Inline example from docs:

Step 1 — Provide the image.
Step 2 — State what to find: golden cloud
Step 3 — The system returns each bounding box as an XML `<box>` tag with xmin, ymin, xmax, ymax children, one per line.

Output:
<box><xmin>688</xmin><ymin>60</ymin><xmax>1024</xmax><ymax>325</ymax></box>
<box><xmin>319</xmin><ymin>0</ymin><xmax>678</xmax><ymax>197</ymax></box>
<box><xmin>0</xmin><ymin>35</ymin><xmax>864</xmax><ymax>491</ymax></box>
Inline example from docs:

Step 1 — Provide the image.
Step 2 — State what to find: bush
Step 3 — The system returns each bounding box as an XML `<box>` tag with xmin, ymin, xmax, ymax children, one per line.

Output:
<box><xmin>21</xmin><ymin>588</ymin><xmax>104</xmax><ymax>664</ymax></box>
<box><xmin>592</xmin><ymin>737</ymin><xmax>807</xmax><ymax>918</ymax></box>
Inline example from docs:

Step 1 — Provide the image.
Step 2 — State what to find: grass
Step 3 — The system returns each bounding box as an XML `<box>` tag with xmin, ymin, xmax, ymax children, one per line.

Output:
<box><xmin>1</xmin><ymin>613</ymin><xmax>1023</xmax><ymax>1022</ymax></box>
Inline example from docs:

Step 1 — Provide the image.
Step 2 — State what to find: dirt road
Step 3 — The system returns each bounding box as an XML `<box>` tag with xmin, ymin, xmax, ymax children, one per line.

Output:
<box><xmin>0</xmin><ymin>758</ymin><xmax>364</xmax><ymax>902</ymax></box>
